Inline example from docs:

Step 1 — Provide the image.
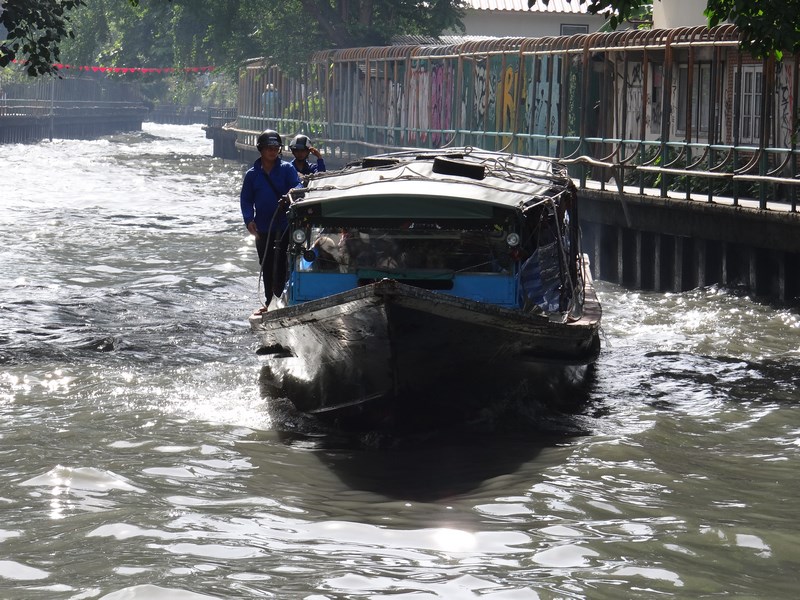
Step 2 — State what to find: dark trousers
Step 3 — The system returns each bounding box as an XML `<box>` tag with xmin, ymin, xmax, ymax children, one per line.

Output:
<box><xmin>256</xmin><ymin>229</ymin><xmax>289</xmax><ymax>299</ymax></box>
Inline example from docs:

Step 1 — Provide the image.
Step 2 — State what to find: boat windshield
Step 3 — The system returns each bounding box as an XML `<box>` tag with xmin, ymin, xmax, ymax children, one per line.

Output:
<box><xmin>296</xmin><ymin>225</ymin><xmax>514</xmax><ymax>275</ymax></box>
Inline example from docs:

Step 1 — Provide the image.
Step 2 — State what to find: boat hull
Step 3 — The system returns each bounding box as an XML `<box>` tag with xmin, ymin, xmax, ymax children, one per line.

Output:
<box><xmin>251</xmin><ymin>276</ymin><xmax>601</xmax><ymax>430</ymax></box>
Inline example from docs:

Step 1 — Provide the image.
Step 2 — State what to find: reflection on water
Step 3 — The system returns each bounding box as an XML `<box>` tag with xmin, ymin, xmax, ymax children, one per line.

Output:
<box><xmin>1</xmin><ymin>125</ymin><xmax>800</xmax><ymax>598</ymax></box>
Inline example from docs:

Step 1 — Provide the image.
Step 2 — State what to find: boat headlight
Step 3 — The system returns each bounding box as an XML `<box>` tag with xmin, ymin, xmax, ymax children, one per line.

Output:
<box><xmin>506</xmin><ymin>232</ymin><xmax>520</xmax><ymax>247</ymax></box>
<box><xmin>292</xmin><ymin>229</ymin><xmax>307</xmax><ymax>244</ymax></box>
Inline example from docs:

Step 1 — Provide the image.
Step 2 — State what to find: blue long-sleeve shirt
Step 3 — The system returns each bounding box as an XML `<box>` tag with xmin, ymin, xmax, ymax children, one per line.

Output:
<box><xmin>292</xmin><ymin>157</ymin><xmax>326</xmax><ymax>175</ymax></box>
<box><xmin>240</xmin><ymin>158</ymin><xmax>301</xmax><ymax>233</ymax></box>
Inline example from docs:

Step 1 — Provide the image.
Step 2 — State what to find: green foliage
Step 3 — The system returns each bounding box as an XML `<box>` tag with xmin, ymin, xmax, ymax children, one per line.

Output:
<box><xmin>282</xmin><ymin>91</ymin><xmax>327</xmax><ymax>137</ymax></box>
<box><xmin>0</xmin><ymin>0</ymin><xmax>86</xmax><ymax>76</ymax></box>
<box><xmin>557</xmin><ymin>0</ymin><xmax>800</xmax><ymax>58</ymax></box>
<box><xmin>201</xmin><ymin>78</ymin><xmax>237</xmax><ymax>107</ymax></box>
<box><xmin>704</xmin><ymin>0</ymin><xmax>800</xmax><ymax>59</ymax></box>
<box><xmin>3</xmin><ymin>1</ymin><xmax>466</xmax><ymax>79</ymax></box>
<box><xmin>6</xmin><ymin>0</ymin><xmax>800</xmax><ymax>82</ymax></box>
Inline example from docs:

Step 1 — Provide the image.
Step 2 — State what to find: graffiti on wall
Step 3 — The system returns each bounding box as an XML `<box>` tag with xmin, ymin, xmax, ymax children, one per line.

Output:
<box><xmin>499</xmin><ymin>59</ymin><xmax>520</xmax><ymax>148</ymax></box>
<box><xmin>776</xmin><ymin>61</ymin><xmax>795</xmax><ymax>148</ymax></box>
<box><xmin>624</xmin><ymin>62</ymin><xmax>645</xmax><ymax>142</ymax></box>
<box><xmin>239</xmin><ymin>39</ymin><xmax>798</xmax><ymax>169</ymax></box>
<box><xmin>430</xmin><ymin>61</ymin><xmax>455</xmax><ymax>146</ymax></box>
<box><xmin>473</xmin><ymin>59</ymin><xmax>488</xmax><ymax>134</ymax></box>
<box><xmin>386</xmin><ymin>81</ymin><xmax>405</xmax><ymax>147</ymax></box>
<box><xmin>407</xmin><ymin>65</ymin><xmax>422</xmax><ymax>143</ymax></box>
<box><xmin>526</xmin><ymin>56</ymin><xmax>560</xmax><ymax>156</ymax></box>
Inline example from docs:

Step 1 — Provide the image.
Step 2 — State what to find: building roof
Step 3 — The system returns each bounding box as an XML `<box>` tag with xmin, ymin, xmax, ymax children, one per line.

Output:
<box><xmin>462</xmin><ymin>0</ymin><xmax>593</xmax><ymax>14</ymax></box>
<box><xmin>391</xmin><ymin>34</ymin><xmax>500</xmax><ymax>46</ymax></box>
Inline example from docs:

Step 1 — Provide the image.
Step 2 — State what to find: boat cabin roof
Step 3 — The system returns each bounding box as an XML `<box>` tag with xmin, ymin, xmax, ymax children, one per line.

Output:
<box><xmin>289</xmin><ymin>148</ymin><xmax>573</xmax><ymax>218</ymax></box>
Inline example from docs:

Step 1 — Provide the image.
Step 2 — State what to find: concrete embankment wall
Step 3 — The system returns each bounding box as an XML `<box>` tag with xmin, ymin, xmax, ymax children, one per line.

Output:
<box><xmin>579</xmin><ymin>189</ymin><xmax>800</xmax><ymax>305</ymax></box>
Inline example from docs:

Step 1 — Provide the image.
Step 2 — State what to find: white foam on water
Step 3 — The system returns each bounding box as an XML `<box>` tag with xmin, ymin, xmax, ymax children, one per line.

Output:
<box><xmin>0</xmin><ymin>559</ymin><xmax>49</xmax><ymax>580</ymax></box>
<box><xmin>20</xmin><ymin>465</ymin><xmax>145</xmax><ymax>493</ymax></box>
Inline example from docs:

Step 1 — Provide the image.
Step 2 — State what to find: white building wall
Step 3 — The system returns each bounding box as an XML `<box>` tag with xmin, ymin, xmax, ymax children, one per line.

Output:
<box><xmin>457</xmin><ymin>10</ymin><xmax>606</xmax><ymax>37</ymax></box>
<box><xmin>652</xmin><ymin>0</ymin><xmax>708</xmax><ymax>29</ymax></box>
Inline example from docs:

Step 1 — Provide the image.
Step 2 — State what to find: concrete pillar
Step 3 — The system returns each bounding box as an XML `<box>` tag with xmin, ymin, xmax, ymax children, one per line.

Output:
<box><xmin>696</xmin><ymin>238</ymin><xmax>707</xmax><ymax>288</ymax></box>
<box><xmin>653</xmin><ymin>234</ymin><xmax>662</xmax><ymax>292</ymax></box>
<box><xmin>617</xmin><ymin>227</ymin><xmax>625</xmax><ymax>285</ymax></box>
<box><xmin>749</xmin><ymin>248</ymin><xmax>758</xmax><ymax>294</ymax></box>
<box><xmin>674</xmin><ymin>236</ymin><xmax>684</xmax><ymax>292</ymax></box>
<box><xmin>776</xmin><ymin>251</ymin><xmax>787</xmax><ymax>303</ymax></box>
<box><xmin>721</xmin><ymin>242</ymin><xmax>729</xmax><ymax>286</ymax></box>
<box><xmin>635</xmin><ymin>230</ymin><xmax>643</xmax><ymax>289</ymax></box>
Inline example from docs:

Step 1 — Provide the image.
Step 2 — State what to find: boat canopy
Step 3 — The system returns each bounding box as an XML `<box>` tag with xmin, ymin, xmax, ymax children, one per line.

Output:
<box><xmin>281</xmin><ymin>148</ymin><xmax>581</xmax><ymax>315</ymax></box>
<box><xmin>289</xmin><ymin>149</ymin><xmax>573</xmax><ymax>213</ymax></box>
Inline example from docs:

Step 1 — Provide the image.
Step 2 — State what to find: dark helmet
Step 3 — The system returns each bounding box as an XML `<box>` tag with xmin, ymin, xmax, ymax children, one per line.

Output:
<box><xmin>289</xmin><ymin>134</ymin><xmax>311</xmax><ymax>151</ymax></box>
<box><xmin>256</xmin><ymin>129</ymin><xmax>282</xmax><ymax>150</ymax></box>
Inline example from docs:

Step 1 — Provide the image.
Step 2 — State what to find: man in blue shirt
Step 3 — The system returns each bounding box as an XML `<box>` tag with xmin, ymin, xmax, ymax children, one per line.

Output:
<box><xmin>289</xmin><ymin>134</ymin><xmax>326</xmax><ymax>175</ymax></box>
<box><xmin>240</xmin><ymin>129</ymin><xmax>301</xmax><ymax>303</ymax></box>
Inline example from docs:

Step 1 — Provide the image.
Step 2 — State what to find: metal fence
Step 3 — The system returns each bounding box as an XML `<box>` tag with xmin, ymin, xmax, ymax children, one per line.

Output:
<box><xmin>147</xmin><ymin>103</ymin><xmax>208</xmax><ymax>124</ymax></box>
<box><xmin>0</xmin><ymin>75</ymin><xmax>144</xmax><ymax>112</ymax></box>
<box><xmin>231</xmin><ymin>25</ymin><xmax>800</xmax><ymax>212</ymax></box>
<box><xmin>0</xmin><ymin>74</ymin><xmax>149</xmax><ymax>142</ymax></box>
<box><xmin>207</xmin><ymin>106</ymin><xmax>238</xmax><ymax>128</ymax></box>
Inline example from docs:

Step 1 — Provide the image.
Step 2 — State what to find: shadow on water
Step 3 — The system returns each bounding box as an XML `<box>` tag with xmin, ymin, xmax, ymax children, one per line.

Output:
<box><xmin>287</xmin><ymin>429</ymin><xmax>577</xmax><ymax>502</ymax></box>
<box><xmin>253</xmin><ymin>363</ymin><xmax>600</xmax><ymax>502</ymax></box>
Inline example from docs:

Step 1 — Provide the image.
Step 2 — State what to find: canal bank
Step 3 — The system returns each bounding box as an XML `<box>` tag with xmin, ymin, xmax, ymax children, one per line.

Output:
<box><xmin>579</xmin><ymin>186</ymin><xmax>800</xmax><ymax>305</ymax></box>
<box><xmin>0</xmin><ymin>106</ymin><xmax>148</xmax><ymax>143</ymax></box>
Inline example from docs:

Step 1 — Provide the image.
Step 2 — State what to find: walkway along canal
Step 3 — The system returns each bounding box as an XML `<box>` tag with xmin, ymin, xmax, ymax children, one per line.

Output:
<box><xmin>221</xmin><ymin>25</ymin><xmax>800</xmax><ymax>305</ymax></box>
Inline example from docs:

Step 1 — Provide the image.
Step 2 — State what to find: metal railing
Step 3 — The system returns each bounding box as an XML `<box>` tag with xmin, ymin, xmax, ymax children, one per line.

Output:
<box><xmin>0</xmin><ymin>75</ymin><xmax>151</xmax><ymax>142</ymax></box>
<box><xmin>207</xmin><ymin>107</ymin><xmax>237</xmax><ymax>128</ymax></box>
<box><xmin>0</xmin><ymin>99</ymin><xmax>147</xmax><ymax>115</ymax></box>
<box><xmin>232</xmin><ymin>26</ymin><xmax>800</xmax><ymax>212</ymax></box>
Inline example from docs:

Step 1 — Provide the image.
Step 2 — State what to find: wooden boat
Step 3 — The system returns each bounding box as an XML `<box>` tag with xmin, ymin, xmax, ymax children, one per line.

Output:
<box><xmin>250</xmin><ymin>148</ymin><xmax>602</xmax><ymax>430</ymax></box>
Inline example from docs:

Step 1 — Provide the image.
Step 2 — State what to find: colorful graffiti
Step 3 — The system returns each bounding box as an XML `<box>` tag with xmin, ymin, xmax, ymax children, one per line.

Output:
<box><xmin>777</xmin><ymin>61</ymin><xmax>795</xmax><ymax>148</ymax></box>
<box><xmin>238</xmin><ymin>27</ymin><xmax>799</xmax><ymax>185</ymax></box>
<box><xmin>430</xmin><ymin>61</ymin><xmax>455</xmax><ymax>146</ymax></box>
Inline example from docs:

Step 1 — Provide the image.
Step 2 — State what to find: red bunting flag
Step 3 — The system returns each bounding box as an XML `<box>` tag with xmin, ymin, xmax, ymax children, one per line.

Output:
<box><xmin>10</xmin><ymin>59</ymin><xmax>215</xmax><ymax>74</ymax></box>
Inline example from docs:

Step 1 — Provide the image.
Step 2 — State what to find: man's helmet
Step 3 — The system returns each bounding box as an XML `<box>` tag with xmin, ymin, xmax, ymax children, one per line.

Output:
<box><xmin>256</xmin><ymin>129</ymin><xmax>282</xmax><ymax>150</ymax></box>
<box><xmin>289</xmin><ymin>134</ymin><xmax>311</xmax><ymax>151</ymax></box>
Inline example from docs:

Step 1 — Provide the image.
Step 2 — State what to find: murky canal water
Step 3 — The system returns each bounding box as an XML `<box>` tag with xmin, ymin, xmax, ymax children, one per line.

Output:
<box><xmin>1</xmin><ymin>124</ymin><xmax>799</xmax><ymax>599</ymax></box>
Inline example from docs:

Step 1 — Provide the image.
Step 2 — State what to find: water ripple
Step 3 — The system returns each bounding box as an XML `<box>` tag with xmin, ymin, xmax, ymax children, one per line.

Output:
<box><xmin>1</xmin><ymin>125</ymin><xmax>799</xmax><ymax>599</ymax></box>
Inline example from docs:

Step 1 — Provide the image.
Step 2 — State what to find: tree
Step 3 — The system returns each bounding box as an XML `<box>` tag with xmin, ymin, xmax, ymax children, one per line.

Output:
<box><xmin>703</xmin><ymin>0</ymin><xmax>800</xmax><ymax>59</ymax></box>
<box><xmin>0</xmin><ymin>0</ymin><xmax>86</xmax><ymax>75</ymax></box>
<box><xmin>4</xmin><ymin>0</ymin><xmax>800</xmax><ymax>79</ymax></box>
<box><xmin>537</xmin><ymin>0</ymin><xmax>800</xmax><ymax>59</ymax></box>
<box><xmin>2</xmin><ymin>0</ymin><xmax>466</xmax><ymax>77</ymax></box>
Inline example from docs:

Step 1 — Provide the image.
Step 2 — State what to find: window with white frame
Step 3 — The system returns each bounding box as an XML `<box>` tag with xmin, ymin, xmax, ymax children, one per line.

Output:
<box><xmin>676</xmin><ymin>63</ymin><xmax>712</xmax><ymax>139</ymax></box>
<box><xmin>738</xmin><ymin>64</ymin><xmax>762</xmax><ymax>145</ymax></box>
